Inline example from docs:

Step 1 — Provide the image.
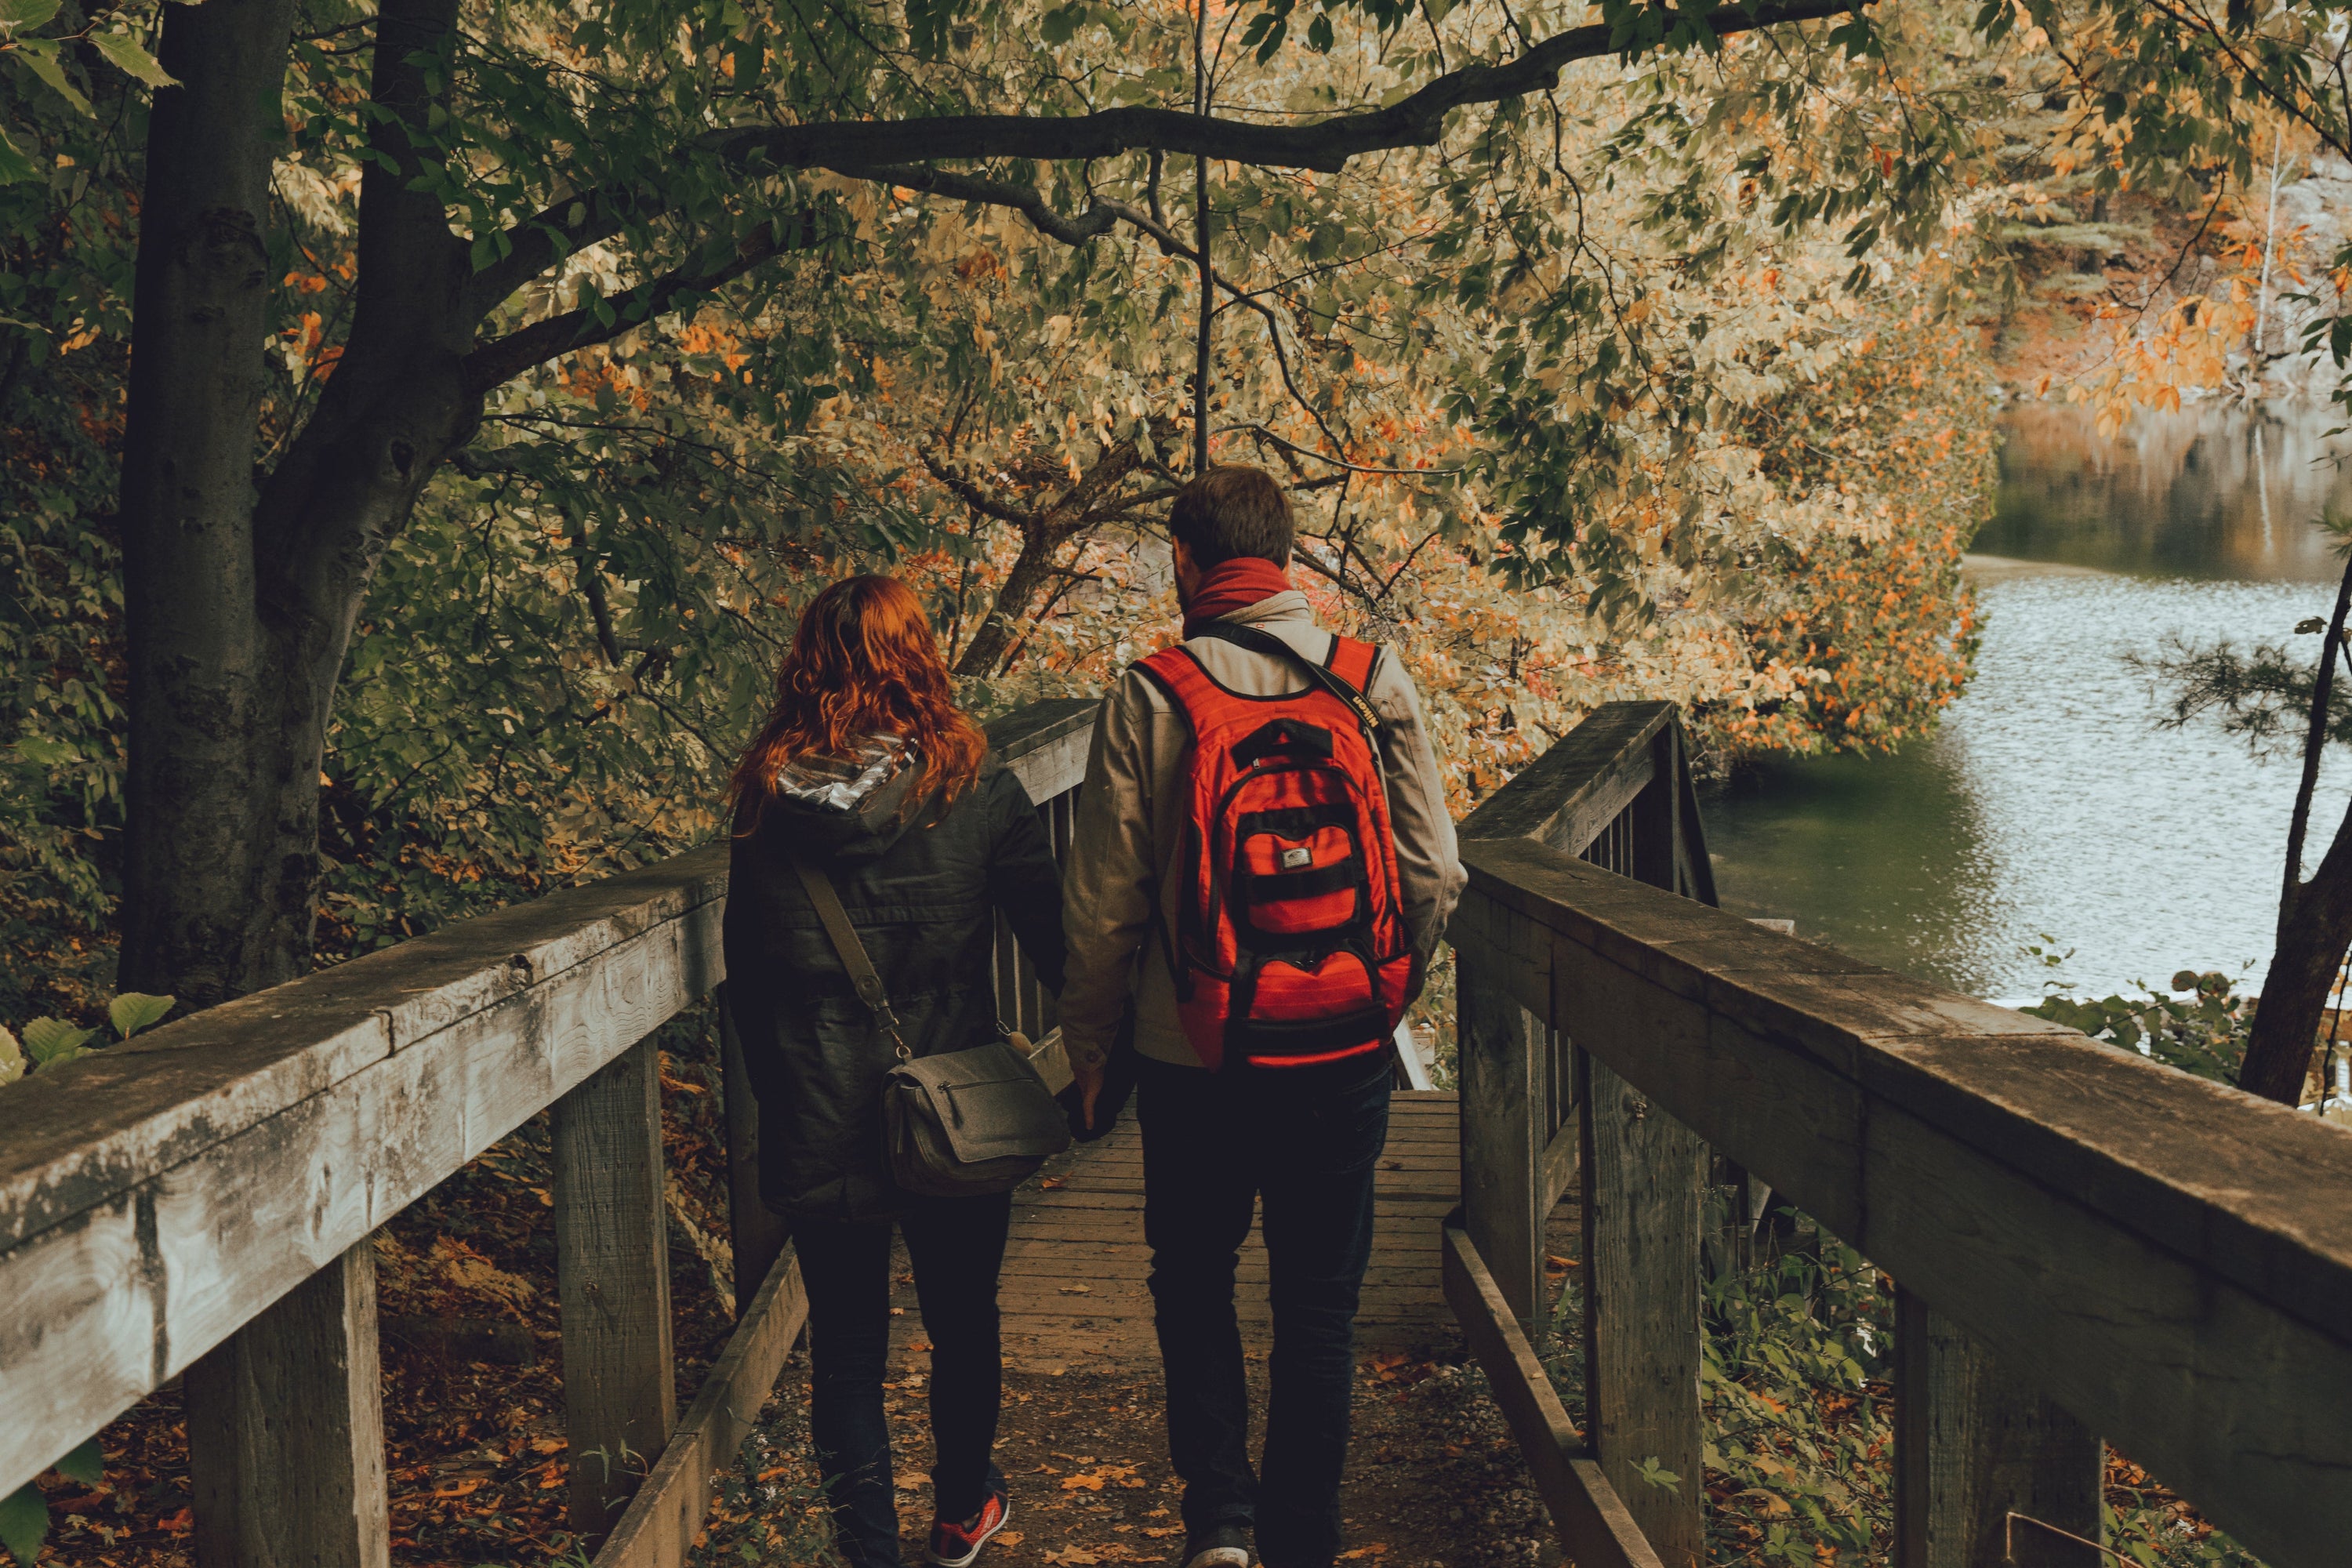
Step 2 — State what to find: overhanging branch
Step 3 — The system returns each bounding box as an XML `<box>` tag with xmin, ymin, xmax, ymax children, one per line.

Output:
<box><xmin>732</xmin><ymin>0</ymin><xmax>1860</xmax><ymax>173</ymax></box>
<box><xmin>470</xmin><ymin>0</ymin><xmax>1866</xmax><ymax>319</ymax></box>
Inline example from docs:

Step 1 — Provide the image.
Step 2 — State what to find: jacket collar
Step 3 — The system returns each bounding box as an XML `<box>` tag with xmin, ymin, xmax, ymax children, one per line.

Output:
<box><xmin>1212</xmin><ymin>590</ymin><xmax>1316</xmax><ymax>627</ymax></box>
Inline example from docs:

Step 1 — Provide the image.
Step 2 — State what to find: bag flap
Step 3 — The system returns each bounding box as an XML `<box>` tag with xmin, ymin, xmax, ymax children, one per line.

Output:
<box><xmin>891</xmin><ymin>1040</ymin><xmax>1072</xmax><ymax>1164</ymax></box>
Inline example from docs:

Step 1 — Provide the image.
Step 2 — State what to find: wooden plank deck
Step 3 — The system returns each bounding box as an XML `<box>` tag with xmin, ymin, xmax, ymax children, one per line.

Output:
<box><xmin>891</xmin><ymin>1090</ymin><xmax>1465</xmax><ymax>1373</ymax></box>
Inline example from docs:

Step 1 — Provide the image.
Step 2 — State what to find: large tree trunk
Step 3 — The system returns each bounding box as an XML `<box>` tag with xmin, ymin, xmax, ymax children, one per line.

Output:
<box><xmin>117</xmin><ymin>0</ymin><xmax>303</xmax><ymax>1004</ymax></box>
<box><xmin>118</xmin><ymin>0</ymin><xmax>477</xmax><ymax>1005</ymax></box>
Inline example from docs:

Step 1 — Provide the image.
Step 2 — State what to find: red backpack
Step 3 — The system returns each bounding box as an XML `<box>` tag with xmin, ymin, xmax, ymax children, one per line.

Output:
<box><xmin>1135</xmin><ymin>622</ymin><xmax>1414</xmax><ymax>1072</ymax></box>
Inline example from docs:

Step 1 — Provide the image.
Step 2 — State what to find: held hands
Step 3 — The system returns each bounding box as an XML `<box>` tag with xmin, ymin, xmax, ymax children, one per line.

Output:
<box><xmin>1069</xmin><ymin>1053</ymin><xmax>1108</xmax><ymax>1134</ymax></box>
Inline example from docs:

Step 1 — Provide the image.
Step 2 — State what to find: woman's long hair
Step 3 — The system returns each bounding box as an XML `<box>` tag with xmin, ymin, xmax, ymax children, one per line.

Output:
<box><xmin>729</xmin><ymin>575</ymin><xmax>985</xmax><ymax>822</ymax></box>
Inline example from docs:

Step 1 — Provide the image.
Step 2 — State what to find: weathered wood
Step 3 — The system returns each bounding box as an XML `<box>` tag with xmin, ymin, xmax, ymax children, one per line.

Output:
<box><xmin>1577</xmin><ymin>1051</ymin><xmax>1704</xmax><ymax>1568</ymax></box>
<box><xmin>554</xmin><ymin>1037</ymin><xmax>677</xmax><ymax>1544</ymax></box>
<box><xmin>1393</xmin><ymin>1020</ymin><xmax>1436</xmax><ymax>1091</ymax></box>
<box><xmin>1895</xmin><ymin>1289</ymin><xmax>2103</xmax><ymax>1568</ymax></box>
<box><xmin>0</xmin><ymin>880</ymin><xmax>723</xmax><ymax>1501</ymax></box>
<box><xmin>1452</xmin><ymin>835</ymin><xmax>2352</xmax><ymax>1568</ymax></box>
<box><xmin>1666</xmin><ymin>726</ymin><xmax>1719</xmax><ymax>906</ymax></box>
<box><xmin>590</xmin><ymin>1246</ymin><xmax>811</xmax><ymax>1568</ymax></box>
<box><xmin>1457</xmin><ymin>949</ymin><xmax>1546</xmax><ymax>1327</ymax></box>
<box><xmin>0</xmin><ymin>840</ymin><xmax>724</xmax><ymax>1258</ymax></box>
<box><xmin>987</xmin><ymin>695</ymin><xmax>1096</xmax><ymax>802</ymax></box>
<box><xmin>0</xmin><ymin>848</ymin><xmax>726</xmax><ymax>1500</ymax></box>
<box><xmin>717</xmin><ymin>988</ymin><xmax>788</xmax><ymax>1320</ymax></box>
<box><xmin>1457</xmin><ymin>701</ymin><xmax>1671</xmax><ymax>854</ymax></box>
<box><xmin>1539</xmin><ymin>1119</ymin><xmax>1580</xmax><ymax>1218</ymax></box>
<box><xmin>185</xmin><ymin>1240</ymin><xmax>389</xmax><ymax>1568</ymax></box>
<box><xmin>1440</xmin><ymin>1222</ymin><xmax>1661</xmax><ymax>1568</ymax></box>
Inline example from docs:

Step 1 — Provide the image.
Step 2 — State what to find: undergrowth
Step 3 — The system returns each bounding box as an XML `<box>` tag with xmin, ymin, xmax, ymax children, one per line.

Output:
<box><xmin>1546</xmin><ymin>1212</ymin><xmax>2264</xmax><ymax>1567</ymax></box>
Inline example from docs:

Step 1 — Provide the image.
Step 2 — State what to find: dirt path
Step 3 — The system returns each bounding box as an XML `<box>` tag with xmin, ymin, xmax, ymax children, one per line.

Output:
<box><xmin>693</xmin><ymin>1347</ymin><xmax>1566</xmax><ymax>1568</ymax></box>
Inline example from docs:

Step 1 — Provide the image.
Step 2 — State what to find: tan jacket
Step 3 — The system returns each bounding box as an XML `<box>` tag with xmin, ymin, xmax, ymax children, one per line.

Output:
<box><xmin>1058</xmin><ymin>592</ymin><xmax>1466</xmax><ymax>1069</ymax></box>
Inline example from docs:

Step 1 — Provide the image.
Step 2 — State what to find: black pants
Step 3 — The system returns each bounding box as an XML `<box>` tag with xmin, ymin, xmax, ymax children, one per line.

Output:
<box><xmin>793</xmin><ymin>1190</ymin><xmax>1013</xmax><ymax>1567</ymax></box>
<box><xmin>1138</xmin><ymin>1051</ymin><xmax>1392</xmax><ymax>1567</ymax></box>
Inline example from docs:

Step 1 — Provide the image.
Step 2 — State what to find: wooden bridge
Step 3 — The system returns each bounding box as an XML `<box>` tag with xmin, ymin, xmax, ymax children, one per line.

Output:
<box><xmin>2</xmin><ymin>697</ymin><xmax>2347</xmax><ymax>1568</ymax></box>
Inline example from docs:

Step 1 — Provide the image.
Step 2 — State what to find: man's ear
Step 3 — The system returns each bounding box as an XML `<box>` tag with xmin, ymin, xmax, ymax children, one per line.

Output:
<box><xmin>1171</xmin><ymin>535</ymin><xmax>1200</xmax><ymax>604</ymax></box>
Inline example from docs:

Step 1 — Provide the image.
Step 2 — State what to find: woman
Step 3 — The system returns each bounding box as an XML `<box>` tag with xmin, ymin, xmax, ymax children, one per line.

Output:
<box><xmin>723</xmin><ymin>575</ymin><xmax>1063</xmax><ymax>1568</ymax></box>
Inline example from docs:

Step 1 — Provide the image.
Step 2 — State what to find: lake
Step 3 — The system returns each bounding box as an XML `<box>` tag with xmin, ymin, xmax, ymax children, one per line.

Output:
<box><xmin>1703</xmin><ymin>401</ymin><xmax>2352</xmax><ymax>1002</ymax></box>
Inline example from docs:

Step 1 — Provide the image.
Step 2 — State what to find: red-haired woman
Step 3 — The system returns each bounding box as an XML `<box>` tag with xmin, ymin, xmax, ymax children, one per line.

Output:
<box><xmin>724</xmin><ymin>575</ymin><xmax>1063</xmax><ymax>1568</ymax></box>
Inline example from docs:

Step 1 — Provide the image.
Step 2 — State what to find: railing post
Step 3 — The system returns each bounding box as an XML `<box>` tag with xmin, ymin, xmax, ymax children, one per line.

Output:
<box><xmin>553</xmin><ymin>1036</ymin><xmax>677</xmax><ymax>1545</ymax></box>
<box><xmin>1895</xmin><ymin>1290</ymin><xmax>2103</xmax><ymax>1568</ymax></box>
<box><xmin>186</xmin><ymin>1241</ymin><xmax>390</xmax><ymax>1568</ymax></box>
<box><xmin>717</xmin><ymin>987</ymin><xmax>789</xmax><ymax>1316</ymax></box>
<box><xmin>1577</xmin><ymin>1046</ymin><xmax>1705</xmax><ymax>1568</ymax></box>
<box><xmin>1457</xmin><ymin>949</ymin><xmax>1546</xmax><ymax>1329</ymax></box>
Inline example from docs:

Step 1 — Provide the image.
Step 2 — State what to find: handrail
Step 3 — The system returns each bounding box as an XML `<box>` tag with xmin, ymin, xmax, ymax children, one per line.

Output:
<box><xmin>0</xmin><ymin>698</ymin><xmax>1097</xmax><ymax>1564</ymax></box>
<box><xmin>1445</xmin><ymin>702</ymin><xmax>2352</xmax><ymax>1568</ymax></box>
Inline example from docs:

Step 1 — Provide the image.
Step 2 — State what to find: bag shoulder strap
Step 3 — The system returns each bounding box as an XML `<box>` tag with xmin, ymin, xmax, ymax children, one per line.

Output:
<box><xmin>788</xmin><ymin>854</ymin><xmax>911</xmax><ymax>1059</ymax></box>
<box><xmin>1189</xmin><ymin>620</ymin><xmax>1384</xmax><ymax>738</ymax></box>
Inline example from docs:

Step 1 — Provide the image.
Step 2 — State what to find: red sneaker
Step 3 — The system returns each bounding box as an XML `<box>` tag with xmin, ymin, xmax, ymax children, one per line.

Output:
<box><xmin>926</xmin><ymin>1477</ymin><xmax>1012</xmax><ymax>1568</ymax></box>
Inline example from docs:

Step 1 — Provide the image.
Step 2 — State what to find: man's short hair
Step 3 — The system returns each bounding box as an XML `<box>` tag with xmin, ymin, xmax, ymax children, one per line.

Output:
<box><xmin>1169</xmin><ymin>466</ymin><xmax>1294</xmax><ymax>568</ymax></box>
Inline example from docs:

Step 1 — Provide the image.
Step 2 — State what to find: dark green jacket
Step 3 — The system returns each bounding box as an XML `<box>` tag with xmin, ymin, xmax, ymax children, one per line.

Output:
<box><xmin>723</xmin><ymin>756</ymin><xmax>1065</xmax><ymax>1220</ymax></box>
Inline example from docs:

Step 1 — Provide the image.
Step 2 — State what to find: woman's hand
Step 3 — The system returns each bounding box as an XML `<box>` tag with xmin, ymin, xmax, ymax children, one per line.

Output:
<box><xmin>1069</xmin><ymin>1054</ymin><xmax>1107</xmax><ymax>1132</ymax></box>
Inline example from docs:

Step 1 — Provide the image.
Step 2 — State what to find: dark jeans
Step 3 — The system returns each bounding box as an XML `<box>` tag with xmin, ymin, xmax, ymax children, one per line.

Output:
<box><xmin>1138</xmin><ymin>1051</ymin><xmax>1392</xmax><ymax>1567</ymax></box>
<box><xmin>793</xmin><ymin>1190</ymin><xmax>1013</xmax><ymax>1567</ymax></box>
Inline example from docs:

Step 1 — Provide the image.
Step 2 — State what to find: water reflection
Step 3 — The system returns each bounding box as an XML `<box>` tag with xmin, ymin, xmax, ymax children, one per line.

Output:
<box><xmin>1977</xmin><ymin>402</ymin><xmax>2352</xmax><ymax>580</ymax></box>
<box><xmin>1705</xmin><ymin>401</ymin><xmax>2352</xmax><ymax>1000</ymax></box>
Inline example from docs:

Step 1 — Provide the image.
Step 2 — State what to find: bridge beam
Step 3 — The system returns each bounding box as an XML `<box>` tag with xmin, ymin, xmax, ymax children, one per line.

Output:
<box><xmin>1896</xmin><ymin>1290</ymin><xmax>2104</xmax><ymax>1568</ymax></box>
<box><xmin>1578</xmin><ymin>1049</ymin><xmax>1705</xmax><ymax>1568</ymax></box>
<box><xmin>553</xmin><ymin>1035</ymin><xmax>677</xmax><ymax>1545</ymax></box>
<box><xmin>186</xmin><ymin>1240</ymin><xmax>390</xmax><ymax>1568</ymax></box>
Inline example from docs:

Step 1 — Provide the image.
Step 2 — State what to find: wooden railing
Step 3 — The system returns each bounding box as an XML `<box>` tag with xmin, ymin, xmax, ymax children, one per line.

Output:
<box><xmin>0</xmin><ymin>699</ymin><xmax>1094</xmax><ymax>1568</ymax></box>
<box><xmin>1443</xmin><ymin>701</ymin><xmax>2352</xmax><ymax>1568</ymax></box>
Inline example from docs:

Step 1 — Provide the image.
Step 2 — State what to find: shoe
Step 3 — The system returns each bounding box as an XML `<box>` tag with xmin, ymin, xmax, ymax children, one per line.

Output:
<box><xmin>1181</xmin><ymin>1524</ymin><xmax>1253</xmax><ymax>1568</ymax></box>
<box><xmin>926</xmin><ymin>1475</ymin><xmax>1012</xmax><ymax>1568</ymax></box>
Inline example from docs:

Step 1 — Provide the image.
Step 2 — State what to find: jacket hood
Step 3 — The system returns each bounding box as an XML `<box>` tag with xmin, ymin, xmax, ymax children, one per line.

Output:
<box><xmin>758</xmin><ymin>735</ymin><xmax>927</xmax><ymax>862</ymax></box>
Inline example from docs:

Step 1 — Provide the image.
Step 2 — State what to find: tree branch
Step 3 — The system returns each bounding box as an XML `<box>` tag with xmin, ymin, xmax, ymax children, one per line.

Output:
<box><xmin>470</xmin><ymin>0</ymin><xmax>1866</xmax><ymax>319</ymax></box>
<box><xmin>920</xmin><ymin>449</ymin><xmax>1040</xmax><ymax>524</ymax></box>
<box><xmin>724</xmin><ymin>1</ymin><xmax>1862</xmax><ymax>172</ymax></box>
<box><xmin>462</xmin><ymin>206</ymin><xmax>837</xmax><ymax>391</ymax></box>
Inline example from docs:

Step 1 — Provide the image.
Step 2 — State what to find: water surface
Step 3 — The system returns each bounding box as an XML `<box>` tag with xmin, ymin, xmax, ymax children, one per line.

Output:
<box><xmin>1704</xmin><ymin>402</ymin><xmax>2352</xmax><ymax>1000</ymax></box>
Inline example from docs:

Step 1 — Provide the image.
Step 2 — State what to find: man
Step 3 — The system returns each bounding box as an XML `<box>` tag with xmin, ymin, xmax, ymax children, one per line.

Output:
<box><xmin>1058</xmin><ymin>466</ymin><xmax>1465</xmax><ymax>1568</ymax></box>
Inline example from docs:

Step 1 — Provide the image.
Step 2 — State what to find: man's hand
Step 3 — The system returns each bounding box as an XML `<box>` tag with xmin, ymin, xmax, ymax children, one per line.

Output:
<box><xmin>1069</xmin><ymin>1053</ymin><xmax>1108</xmax><ymax>1133</ymax></box>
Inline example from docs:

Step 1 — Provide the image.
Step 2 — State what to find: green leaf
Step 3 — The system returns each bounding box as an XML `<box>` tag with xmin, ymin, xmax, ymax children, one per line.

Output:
<box><xmin>0</xmin><ymin>124</ymin><xmax>36</xmax><ymax>185</ymax></box>
<box><xmin>0</xmin><ymin>1026</ymin><xmax>22</xmax><ymax>1087</ymax></box>
<box><xmin>53</xmin><ymin>1440</ymin><xmax>101</xmax><ymax>1487</ymax></box>
<box><xmin>0</xmin><ymin>1483</ymin><xmax>45</xmax><ymax>1568</ymax></box>
<box><xmin>15</xmin><ymin>737</ymin><xmax>73</xmax><ymax>764</ymax></box>
<box><xmin>109</xmin><ymin>993</ymin><xmax>174</xmax><ymax>1040</ymax></box>
<box><xmin>21</xmin><ymin>1017</ymin><xmax>96</xmax><ymax>1065</ymax></box>
<box><xmin>0</xmin><ymin>0</ymin><xmax>61</xmax><ymax>38</ymax></box>
<box><xmin>13</xmin><ymin>37</ymin><xmax>92</xmax><ymax>114</ymax></box>
<box><xmin>88</xmin><ymin>28</ymin><xmax>179</xmax><ymax>88</ymax></box>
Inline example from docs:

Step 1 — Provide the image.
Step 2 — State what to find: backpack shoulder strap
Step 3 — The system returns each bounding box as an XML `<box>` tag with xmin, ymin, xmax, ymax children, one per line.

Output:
<box><xmin>788</xmin><ymin>852</ymin><xmax>911</xmax><ymax>1060</ymax></box>
<box><xmin>1323</xmin><ymin>633</ymin><xmax>1383</xmax><ymax>698</ymax></box>
<box><xmin>1190</xmin><ymin>620</ymin><xmax>1382</xmax><ymax>738</ymax></box>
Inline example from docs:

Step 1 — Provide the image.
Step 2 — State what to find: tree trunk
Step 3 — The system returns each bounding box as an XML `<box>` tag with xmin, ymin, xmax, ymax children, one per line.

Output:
<box><xmin>117</xmin><ymin>0</ymin><xmax>303</xmax><ymax>1004</ymax></box>
<box><xmin>2239</xmin><ymin>554</ymin><xmax>2352</xmax><ymax>1102</ymax></box>
<box><xmin>2242</xmin><ymin>816</ymin><xmax>2352</xmax><ymax>1103</ymax></box>
<box><xmin>953</xmin><ymin>524</ymin><xmax>1070</xmax><ymax>677</ymax></box>
<box><xmin>950</xmin><ymin>441</ymin><xmax>1144</xmax><ymax>678</ymax></box>
<box><xmin>118</xmin><ymin>0</ymin><xmax>477</xmax><ymax>1005</ymax></box>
